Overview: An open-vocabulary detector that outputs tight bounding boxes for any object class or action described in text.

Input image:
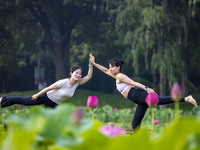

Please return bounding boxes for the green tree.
[0,0,123,92]
[69,10,124,92]
[13,0,106,80]
[0,0,40,92]
[187,0,200,93]
[106,0,199,96]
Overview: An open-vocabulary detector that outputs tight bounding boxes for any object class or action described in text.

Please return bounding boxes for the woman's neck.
[69,78,78,86]
[114,72,121,76]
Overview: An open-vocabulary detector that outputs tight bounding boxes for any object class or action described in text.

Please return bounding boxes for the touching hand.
[89,53,95,64]
[32,94,39,101]
[147,88,156,94]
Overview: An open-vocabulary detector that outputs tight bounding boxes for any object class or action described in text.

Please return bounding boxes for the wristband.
[88,64,93,67]
[145,86,148,91]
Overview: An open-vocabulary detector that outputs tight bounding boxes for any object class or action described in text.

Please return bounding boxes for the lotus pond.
[0,102,200,150]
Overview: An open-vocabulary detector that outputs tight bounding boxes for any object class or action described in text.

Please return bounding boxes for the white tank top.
[116,82,132,94]
[47,78,79,104]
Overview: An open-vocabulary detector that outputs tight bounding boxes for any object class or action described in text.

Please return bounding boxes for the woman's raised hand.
[89,53,95,64]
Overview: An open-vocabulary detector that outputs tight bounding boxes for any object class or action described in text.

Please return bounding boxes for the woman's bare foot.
[185,95,198,108]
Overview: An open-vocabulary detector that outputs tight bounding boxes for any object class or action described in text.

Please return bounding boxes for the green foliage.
[0,0,126,92]
[76,117,200,150]
[1,0,200,94]
[71,121,110,150]
[156,117,200,150]
[0,0,43,92]
[106,0,200,91]
[0,103,200,149]
[0,104,93,149]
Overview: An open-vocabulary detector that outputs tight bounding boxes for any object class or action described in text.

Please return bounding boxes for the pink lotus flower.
[171,82,182,101]
[145,93,159,107]
[113,108,118,112]
[18,106,22,109]
[99,123,126,138]
[87,96,98,109]
[154,120,159,125]
[71,107,82,124]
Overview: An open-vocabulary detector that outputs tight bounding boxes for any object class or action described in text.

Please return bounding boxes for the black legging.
[127,87,185,130]
[1,93,57,108]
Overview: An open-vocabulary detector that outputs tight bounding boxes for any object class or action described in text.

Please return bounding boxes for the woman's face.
[109,64,120,75]
[70,69,82,81]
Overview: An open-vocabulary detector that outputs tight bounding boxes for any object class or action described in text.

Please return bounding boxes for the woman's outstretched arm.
[116,73,155,93]
[79,54,93,85]
[89,54,116,79]
[32,83,59,101]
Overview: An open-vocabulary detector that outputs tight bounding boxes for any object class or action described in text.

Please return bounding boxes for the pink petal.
[87,96,99,109]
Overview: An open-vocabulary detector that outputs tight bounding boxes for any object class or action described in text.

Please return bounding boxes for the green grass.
[68,89,136,108]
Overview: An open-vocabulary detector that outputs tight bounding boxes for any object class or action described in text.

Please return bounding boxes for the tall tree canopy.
[106,0,200,95]
[0,0,122,92]
[11,0,104,80]
[1,0,200,94]
[0,0,40,92]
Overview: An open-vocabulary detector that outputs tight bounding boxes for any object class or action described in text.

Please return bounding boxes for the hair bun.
[119,59,124,65]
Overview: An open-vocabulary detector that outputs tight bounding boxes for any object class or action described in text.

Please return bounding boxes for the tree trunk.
[26,2,81,81]
[181,47,189,96]
[53,53,69,80]
[159,76,165,96]
[48,42,70,80]
[159,75,166,109]
[181,67,188,96]
[155,22,166,109]
[153,71,157,90]
[156,24,164,96]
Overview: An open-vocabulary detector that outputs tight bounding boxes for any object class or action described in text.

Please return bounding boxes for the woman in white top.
[0,54,93,108]
[89,54,197,130]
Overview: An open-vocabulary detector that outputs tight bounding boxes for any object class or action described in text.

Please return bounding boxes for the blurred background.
[0,0,200,99]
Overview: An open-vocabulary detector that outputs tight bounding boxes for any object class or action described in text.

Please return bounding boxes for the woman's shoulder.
[116,73,131,82]
[116,73,127,79]
[57,78,69,83]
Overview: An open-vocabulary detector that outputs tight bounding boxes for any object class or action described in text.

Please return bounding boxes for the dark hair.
[69,65,83,78]
[108,58,124,72]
